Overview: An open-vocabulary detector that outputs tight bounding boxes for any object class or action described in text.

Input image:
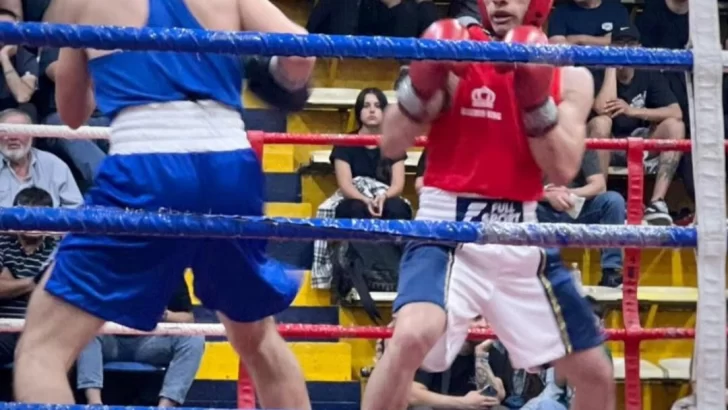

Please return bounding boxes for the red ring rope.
[251,131,701,152]
[272,324,703,341]
[237,133,691,410]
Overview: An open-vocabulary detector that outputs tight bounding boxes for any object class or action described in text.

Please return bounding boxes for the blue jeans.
[76,335,205,404]
[536,191,625,271]
[42,113,110,189]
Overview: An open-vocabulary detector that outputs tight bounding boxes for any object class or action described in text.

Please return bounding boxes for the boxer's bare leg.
[14,267,105,403]
[554,346,615,410]
[362,303,446,410]
[219,313,311,410]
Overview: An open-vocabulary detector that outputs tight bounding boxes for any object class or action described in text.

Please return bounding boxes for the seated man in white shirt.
[0,108,82,208]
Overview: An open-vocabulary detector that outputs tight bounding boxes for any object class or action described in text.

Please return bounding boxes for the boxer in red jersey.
[361,0,615,409]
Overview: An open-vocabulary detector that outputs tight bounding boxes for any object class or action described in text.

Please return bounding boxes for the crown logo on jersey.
[471,87,496,109]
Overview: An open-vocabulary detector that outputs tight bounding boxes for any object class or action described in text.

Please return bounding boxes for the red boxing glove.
[398,19,470,123]
[503,26,559,137]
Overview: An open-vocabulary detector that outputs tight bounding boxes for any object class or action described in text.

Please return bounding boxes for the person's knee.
[383,198,412,219]
[587,115,612,139]
[335,199,369,218]
[174,336,205,360]
[655,118,685,140]
[221,315,279,354]
[387,303,445,365]
[557,347,614,392]
[598,191,626,217]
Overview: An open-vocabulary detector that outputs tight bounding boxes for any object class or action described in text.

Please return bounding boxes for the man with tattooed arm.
[406,318,508,410]
[586,24,684,226]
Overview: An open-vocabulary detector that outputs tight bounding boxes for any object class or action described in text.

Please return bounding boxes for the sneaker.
[643,200,673,226]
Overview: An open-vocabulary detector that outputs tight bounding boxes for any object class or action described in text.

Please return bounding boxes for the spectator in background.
[637,0,695,220]
[76,281,204,407]
[330,88,411,220]
[0,109,82,208]
[521,368,571,410]
[0,187,58,365]
[415,150,427,195]
[0,9,38,120]
[307,0,438,38]
[638,0,688,51]
[588,25,683,225]
[484,341,548,409]
[547,0,630,46]
[637,0,690,159]
[408,318,507,410]
[33,47,110,193]
[311,88,411,289]
[446,0,480,21]
[538,150,625,287]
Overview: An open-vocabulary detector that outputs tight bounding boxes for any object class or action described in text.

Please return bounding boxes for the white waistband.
[417,187,538,222]
[109,101,252,155]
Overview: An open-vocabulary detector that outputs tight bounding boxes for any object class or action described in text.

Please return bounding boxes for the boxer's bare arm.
[380,104,430,160]
[50,0,95,128]
[528,66,592,186]
[38,0,65,22]
[238,0,314,90]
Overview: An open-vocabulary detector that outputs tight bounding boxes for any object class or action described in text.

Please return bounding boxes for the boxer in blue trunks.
[12,1,314,408]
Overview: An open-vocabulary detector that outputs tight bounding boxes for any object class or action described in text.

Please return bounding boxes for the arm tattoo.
[657,152,681,183]
[474,353,497,390]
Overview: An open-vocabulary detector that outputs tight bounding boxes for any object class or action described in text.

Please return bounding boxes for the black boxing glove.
[243,55,310,112]
[22,0,51,21]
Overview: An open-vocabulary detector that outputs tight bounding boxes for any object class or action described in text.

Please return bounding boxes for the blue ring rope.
[0,207,696,248]
[0,22,692,70]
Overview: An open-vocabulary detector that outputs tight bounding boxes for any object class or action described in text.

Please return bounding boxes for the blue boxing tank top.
[88,0,243,120]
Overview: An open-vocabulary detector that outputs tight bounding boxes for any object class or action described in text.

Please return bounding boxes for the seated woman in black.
[330,87,412,220]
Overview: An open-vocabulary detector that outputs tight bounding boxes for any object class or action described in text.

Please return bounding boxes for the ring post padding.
[688,0,727,406]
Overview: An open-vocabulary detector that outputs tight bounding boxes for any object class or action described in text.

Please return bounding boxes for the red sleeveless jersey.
[423,27,562,202]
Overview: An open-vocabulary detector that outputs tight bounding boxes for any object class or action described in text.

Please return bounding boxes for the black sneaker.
[643,200,673,226]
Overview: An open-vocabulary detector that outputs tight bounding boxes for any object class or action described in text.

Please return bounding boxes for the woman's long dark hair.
[353,87,388,132]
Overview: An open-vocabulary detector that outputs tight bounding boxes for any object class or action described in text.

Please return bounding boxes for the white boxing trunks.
[393,187,603,372]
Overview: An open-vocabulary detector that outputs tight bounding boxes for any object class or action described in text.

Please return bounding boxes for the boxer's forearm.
[529,122,585,186]
[380,105,428,160]
[408,384,467,408]
[529,67,592,186]
[269,56,314,92]
[56,48,94,128]
[239,0,315,90]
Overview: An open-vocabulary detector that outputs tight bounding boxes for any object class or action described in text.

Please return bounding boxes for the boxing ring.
[0,0,722,408]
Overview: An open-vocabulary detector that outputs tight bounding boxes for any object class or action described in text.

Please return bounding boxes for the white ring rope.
[0,318,226,336]
[0,124,110,139]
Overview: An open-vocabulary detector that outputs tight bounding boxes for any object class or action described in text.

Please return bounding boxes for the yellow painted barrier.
[195,341,351,382]
[265,202,313,218]
[263,145,297,173]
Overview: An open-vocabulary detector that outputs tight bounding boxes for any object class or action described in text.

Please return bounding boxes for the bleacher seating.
[307,88,397,108]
